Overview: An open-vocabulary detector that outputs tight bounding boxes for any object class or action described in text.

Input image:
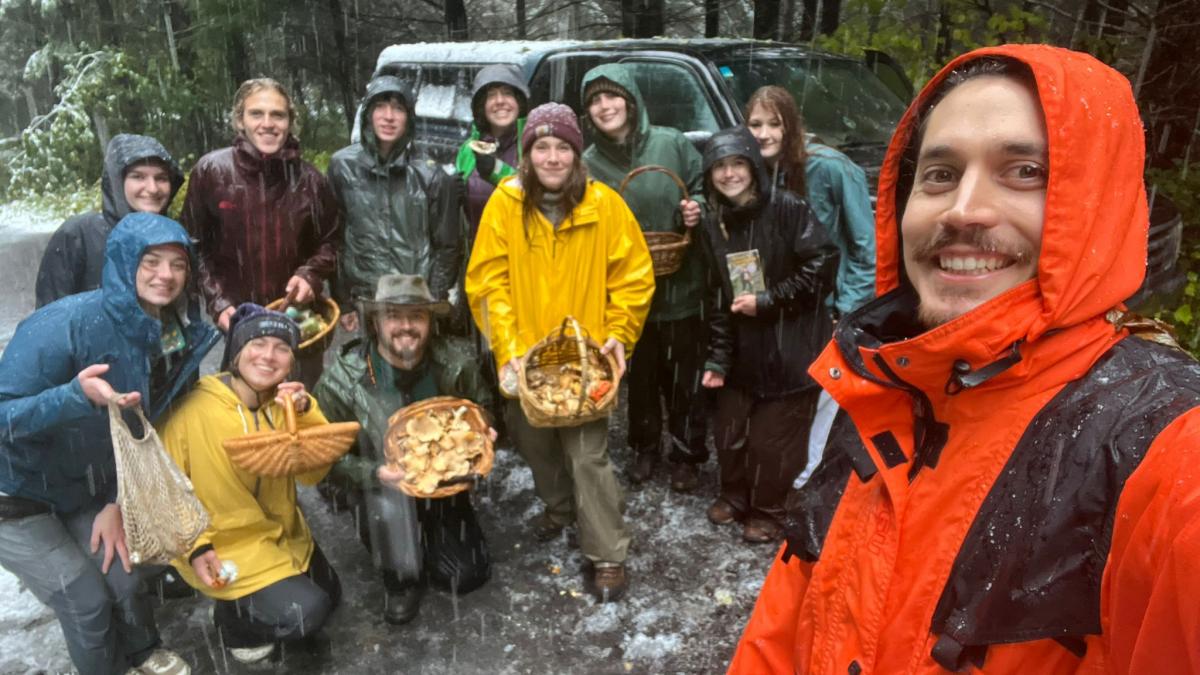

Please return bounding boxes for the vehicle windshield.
[720,56,907,148]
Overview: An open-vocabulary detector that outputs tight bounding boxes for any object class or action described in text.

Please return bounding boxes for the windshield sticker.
[719,65,734,78]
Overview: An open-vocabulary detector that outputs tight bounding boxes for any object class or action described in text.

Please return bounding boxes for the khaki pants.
[507,400,629,563]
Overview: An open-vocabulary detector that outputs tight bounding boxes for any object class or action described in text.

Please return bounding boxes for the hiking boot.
[629,453,658,484]
[589,562,628,603]
[132,649,190,675]
[742,518,783,544]
[228,644,275,664]
[384,584,423,625]
[669,463,699,493]
[531,512,567,542]
[706,498,741,525]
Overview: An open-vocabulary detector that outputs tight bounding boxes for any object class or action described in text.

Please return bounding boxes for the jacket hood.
[470,64,530,132]
[702,125,771,206]
[101,134,185,226]
[877,44,1148,341]
[580,64,650,149]
[101,213,203,338]
[359,75,415,159]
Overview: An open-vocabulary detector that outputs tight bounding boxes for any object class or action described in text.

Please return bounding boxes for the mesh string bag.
[109,401,210,565]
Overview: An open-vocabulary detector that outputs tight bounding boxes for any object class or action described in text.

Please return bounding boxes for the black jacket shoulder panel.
[782,408,862,563]
[929,337,1200,662]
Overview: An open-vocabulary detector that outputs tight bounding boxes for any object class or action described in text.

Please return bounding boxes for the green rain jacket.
[327,76,462,310]
[580,64,706,323]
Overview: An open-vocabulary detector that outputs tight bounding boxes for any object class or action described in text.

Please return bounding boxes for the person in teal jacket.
[580,63,707,493]
[745,85,875,317]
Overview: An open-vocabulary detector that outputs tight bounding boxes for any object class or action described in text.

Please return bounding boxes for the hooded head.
[101,213,201,331]
[877,44,1147,340]
[580,64,649,146]
[101,134,184,226]
[702,126,771,208]
[360,75,415,158]
[470,64,530,135]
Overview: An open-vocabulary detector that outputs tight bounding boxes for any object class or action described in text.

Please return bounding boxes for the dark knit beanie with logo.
[521,103,584,156]
[220,303,301,371]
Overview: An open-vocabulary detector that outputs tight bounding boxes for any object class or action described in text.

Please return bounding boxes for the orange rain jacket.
[729,44,1200,675]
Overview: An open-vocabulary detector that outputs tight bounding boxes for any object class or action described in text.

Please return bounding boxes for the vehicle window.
[622,60,720,134]
[719,57,906,149]
[533,53,607,113]
[411,65,477,123]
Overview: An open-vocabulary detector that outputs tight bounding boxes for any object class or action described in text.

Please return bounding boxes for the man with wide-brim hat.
[314,274,494,626]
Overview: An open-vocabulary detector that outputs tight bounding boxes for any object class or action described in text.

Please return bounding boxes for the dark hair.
[517,148,588,238]
[897,56,1038,213]
[745,86,807,196]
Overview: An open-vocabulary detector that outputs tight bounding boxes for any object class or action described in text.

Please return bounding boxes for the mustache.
[390,330,422,340]
[908,225,1036,264]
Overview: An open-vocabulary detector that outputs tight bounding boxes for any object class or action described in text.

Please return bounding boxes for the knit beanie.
[521,103,584,156]
[220,303,301,371]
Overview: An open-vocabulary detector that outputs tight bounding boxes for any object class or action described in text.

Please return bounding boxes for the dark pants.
[294,347,326,391]
[713,387,818,524]
[213,544,341,648]
[362,492,491,595]
[626,316,709,464]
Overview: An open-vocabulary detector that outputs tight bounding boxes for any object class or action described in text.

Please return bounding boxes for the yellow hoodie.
[465,177,655,369]
[161,374,332,600]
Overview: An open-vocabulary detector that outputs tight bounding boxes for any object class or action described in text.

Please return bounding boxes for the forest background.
[0,0,1197,341]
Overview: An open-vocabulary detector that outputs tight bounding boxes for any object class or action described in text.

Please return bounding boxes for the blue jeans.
[0,503,159,675]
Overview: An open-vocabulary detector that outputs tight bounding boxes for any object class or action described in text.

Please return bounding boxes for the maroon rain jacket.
[182,135,340,317]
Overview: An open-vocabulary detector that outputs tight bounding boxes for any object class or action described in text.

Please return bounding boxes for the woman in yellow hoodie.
[465,103,655,602]
[160,304,340,664]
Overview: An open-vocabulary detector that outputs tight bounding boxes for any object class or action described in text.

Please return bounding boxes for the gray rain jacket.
[327,76,462,311]
[35,134,184,307]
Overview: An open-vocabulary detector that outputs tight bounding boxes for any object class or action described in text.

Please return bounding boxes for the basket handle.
[618,165,693,240]
[568,316,591,415]
[283,394,297,434]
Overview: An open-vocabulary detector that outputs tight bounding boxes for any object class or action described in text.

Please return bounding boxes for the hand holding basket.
[518,316,621,428]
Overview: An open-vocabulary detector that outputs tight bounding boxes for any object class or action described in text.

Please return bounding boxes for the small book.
[726,249,766,297]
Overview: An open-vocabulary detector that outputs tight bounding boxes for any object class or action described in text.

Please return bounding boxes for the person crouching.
[160,304,341,665]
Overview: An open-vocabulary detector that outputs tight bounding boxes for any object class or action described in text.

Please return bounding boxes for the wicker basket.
[222,396,360,477]
[518,316,620,428]
[265,296,340,352]
[383,397,495,499]
[618,164,692,277]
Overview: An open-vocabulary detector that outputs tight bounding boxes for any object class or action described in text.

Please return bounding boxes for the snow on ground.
[0,200,60,351]
[0,398,775,675]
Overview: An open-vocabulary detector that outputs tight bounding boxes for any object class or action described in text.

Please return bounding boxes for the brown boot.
[669,463,699,493]
[530,512,567,542]
[629,453,658,484]
[706,498,741,525]
[589,562,628,602]
[742,518,783,544]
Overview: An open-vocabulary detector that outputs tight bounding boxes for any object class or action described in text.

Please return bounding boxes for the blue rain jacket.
[0,213,219,514]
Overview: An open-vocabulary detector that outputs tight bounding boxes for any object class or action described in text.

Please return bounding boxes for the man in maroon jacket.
[182,77,340,384]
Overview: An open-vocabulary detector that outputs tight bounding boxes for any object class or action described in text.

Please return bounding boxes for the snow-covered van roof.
[374,40,585,70]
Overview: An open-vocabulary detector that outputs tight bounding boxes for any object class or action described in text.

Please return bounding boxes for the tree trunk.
[93,0,117,46]
[227,31,250,88]
[934,0,952,64]
[705,0,719,37]
[782,0,798,41]
[445,0,469,40]
[754,0,780,39]
[517,0,527,39]
[622,0,665,38]
[167,0,195,77]
[799,0,841,40]
[326,0,357,131]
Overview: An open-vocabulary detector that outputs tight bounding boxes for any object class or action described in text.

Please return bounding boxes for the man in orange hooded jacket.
[729,44,1200,674]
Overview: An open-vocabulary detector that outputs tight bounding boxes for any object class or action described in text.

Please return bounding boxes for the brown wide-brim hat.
[359,273,451,316]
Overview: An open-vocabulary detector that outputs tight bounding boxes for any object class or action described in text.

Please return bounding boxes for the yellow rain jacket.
[465,177,655,368]
[161,375,332,600]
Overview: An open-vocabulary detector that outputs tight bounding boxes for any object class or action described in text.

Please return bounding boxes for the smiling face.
[235,336,294,391]
[484,84,520,135]
[746,103,785,164]
[530,136,575,192]
[901,75,1048,328]
[587,91,630,142]
[135,244,188,313]
[123,162,172,213]
[710,156,755,206]
[370,95,408,151]
[236,89,291,155]
[375,306,431,366]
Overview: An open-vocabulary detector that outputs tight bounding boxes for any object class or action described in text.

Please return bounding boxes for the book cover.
[726,249,766,296]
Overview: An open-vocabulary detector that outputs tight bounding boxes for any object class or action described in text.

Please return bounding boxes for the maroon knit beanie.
[521,103,584,156]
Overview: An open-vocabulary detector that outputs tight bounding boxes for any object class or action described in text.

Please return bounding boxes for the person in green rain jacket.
[580,63,707,492]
